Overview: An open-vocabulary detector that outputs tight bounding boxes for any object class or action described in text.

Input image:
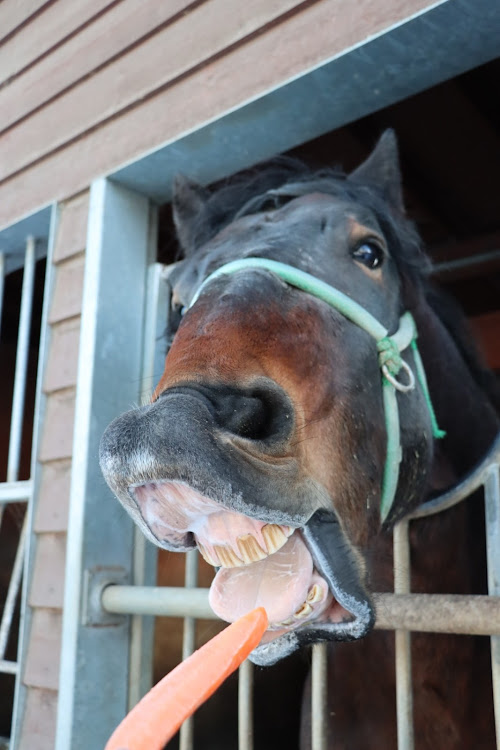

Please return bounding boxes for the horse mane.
[425,285,500,414]
[182,157,429,287]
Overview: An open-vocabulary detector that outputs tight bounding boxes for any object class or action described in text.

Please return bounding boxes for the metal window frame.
[0,207,55,745]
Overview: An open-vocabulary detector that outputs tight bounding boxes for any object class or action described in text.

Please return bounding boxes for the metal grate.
[0,238,41,737]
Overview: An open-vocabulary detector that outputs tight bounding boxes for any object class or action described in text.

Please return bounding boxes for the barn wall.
[0,0,438,229]
[16,193,88,750]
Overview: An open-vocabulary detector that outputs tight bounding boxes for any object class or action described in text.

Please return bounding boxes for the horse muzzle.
[99,380,374,665]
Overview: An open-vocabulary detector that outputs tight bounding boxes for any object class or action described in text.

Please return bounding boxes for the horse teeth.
[197,542,219,567]
[262,524,289,555]
[214,544,244,568]
[276,618,295,627]
[306,584,324,604]
[237,534,267,564]
[294,602,313,619]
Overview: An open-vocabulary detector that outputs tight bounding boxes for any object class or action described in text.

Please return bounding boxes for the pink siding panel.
[48,254,85,325]
[0,0,437,228]
[1,0,194,132]
[18,687,58,750]
[0,0,305,180]
[43,318,81,393]
[52,191,89,263]
[34,459,72,533]
[38,389,76,463]
[28,533,67,609]
[0,0,119,84]
[23,609,62,691]
[0,0,52,44]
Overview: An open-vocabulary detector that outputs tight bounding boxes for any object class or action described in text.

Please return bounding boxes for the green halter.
[189,258,445,522]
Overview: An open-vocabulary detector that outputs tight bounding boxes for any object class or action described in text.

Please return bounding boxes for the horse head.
[99,131,497,666]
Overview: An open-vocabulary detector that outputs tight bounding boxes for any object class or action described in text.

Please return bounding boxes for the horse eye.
[352,242,384,269]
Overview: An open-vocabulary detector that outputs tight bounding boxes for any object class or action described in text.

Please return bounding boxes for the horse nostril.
[217,394,269,439]
[212,382,294,445]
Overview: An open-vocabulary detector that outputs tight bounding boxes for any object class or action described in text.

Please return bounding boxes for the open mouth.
[131,480,374,665]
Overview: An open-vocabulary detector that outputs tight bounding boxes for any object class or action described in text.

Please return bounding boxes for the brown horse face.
[100,134,433,664]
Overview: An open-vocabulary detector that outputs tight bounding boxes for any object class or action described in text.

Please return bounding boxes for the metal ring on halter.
[382,360,415,393]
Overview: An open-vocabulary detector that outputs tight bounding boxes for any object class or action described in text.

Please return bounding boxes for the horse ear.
[172,175,211,257]
[349,129,404,213]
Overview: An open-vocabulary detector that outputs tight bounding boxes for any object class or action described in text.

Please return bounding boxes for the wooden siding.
[0,0,437,229]
[18,192,88,750]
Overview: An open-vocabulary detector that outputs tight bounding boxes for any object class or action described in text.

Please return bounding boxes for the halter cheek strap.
[188,258,445,522]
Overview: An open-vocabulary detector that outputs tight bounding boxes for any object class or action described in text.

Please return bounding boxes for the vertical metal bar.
[393,519,414,750]
[311,642,328,750]
[179,550,199,750]
[0,251,4,532]
[0,251,5,341]
[128,257,163,710]
[238,658,254,750]
[7,236,36,483]
[0,517,27,659]
[485,463,500,747]
[128,532,149,709]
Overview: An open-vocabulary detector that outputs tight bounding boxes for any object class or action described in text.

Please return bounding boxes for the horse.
[100,131,500,748]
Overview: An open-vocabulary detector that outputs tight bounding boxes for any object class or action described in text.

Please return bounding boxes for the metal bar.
[0,660,18,675]
[101,586,500,635]
[102,585,215,618]
[179,550,199,750]
[238,659,254,750]
[485,463,500,746]
[393,520,414,750]
[7,236,36,484]
[410,433,500,520]
[128,252,162,710]
[0,517,27,660]
[311,642,328,750]
[128,531,149,710]
[374,593,500,635]
[432,248,500,276]
[0,251,5,330]
[0,480,33,504]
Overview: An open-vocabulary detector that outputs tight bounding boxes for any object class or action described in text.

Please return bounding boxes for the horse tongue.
[209,533,313,625]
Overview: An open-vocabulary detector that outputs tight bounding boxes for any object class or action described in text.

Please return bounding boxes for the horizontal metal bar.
[432,248,500,276]
[0,660,19,675]
[375,593,500,636]
[101,585,215,619]
[0,480,32,504]
[102,586,500,636]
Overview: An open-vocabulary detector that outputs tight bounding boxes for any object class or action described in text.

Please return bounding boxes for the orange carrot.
[105,607,268,750]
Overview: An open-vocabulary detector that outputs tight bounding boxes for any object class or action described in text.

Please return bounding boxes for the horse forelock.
[176,157,430,296]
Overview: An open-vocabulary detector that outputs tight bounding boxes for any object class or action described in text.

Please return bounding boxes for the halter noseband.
[189,258,445,522]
